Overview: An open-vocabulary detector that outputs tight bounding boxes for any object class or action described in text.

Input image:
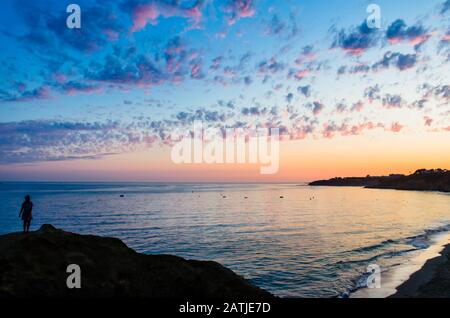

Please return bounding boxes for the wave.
[343,239,399,254]
[343,222,450,298]
[335,248,418,269]
[406,223,450,249]
[342,223,450,258]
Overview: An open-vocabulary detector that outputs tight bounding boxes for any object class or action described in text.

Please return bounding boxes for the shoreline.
[351,231,450,298]
[390,234,450,298]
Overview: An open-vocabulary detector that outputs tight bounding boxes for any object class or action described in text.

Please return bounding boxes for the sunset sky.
[0,0,449,181]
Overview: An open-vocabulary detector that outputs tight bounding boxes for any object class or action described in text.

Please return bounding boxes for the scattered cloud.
[382,94,404,108]
[122,0,205,32]
[331,21,380,55]
[2,86,51,103]
[441,0,450,15]
[424,116,433,126]
[386,19,431,47]
[222,0,255,25]
[372,52,418,71]
[390,122,404,132]
[308,101,325,116]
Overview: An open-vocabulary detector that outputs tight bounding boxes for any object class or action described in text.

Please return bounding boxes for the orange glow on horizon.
[1,131,449,182]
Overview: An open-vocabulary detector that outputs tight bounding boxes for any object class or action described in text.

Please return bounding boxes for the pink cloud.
[188,50,200,61]
[312,101,325,116]
[11,85,52,102]
[390,122,404,133]
[343,47,367,56]
[295,55,316,65]
[340,122,383,136]
[32,86,51,100]
[186,5,202,26]
[104,28,120,41]
[322,123,340,139]
[294,69,309,80]
[409,34,432,45]
[210,56,223,70]
[294,47,316,65]
[424,116,433,126]
[387,34,431,46]
[65,86,102,96]
[190,62,203,79]
[223,66,237,78]
[351,101,364,112]
[289,126,314,140]
[322,121,385,139]
[224,0,255,25]
[53,73,67,84]
[130,2,203,33]
[131,4,159,32]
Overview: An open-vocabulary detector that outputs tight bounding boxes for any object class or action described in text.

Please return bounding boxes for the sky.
[0,0,449,182]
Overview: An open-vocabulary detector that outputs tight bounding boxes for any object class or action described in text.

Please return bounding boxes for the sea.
[1,182,449,298]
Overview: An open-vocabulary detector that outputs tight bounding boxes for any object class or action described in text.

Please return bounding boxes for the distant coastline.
[309,169,450,193]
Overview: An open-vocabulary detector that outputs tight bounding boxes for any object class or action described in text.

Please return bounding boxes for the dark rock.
[309,169,450,193]
[0,225,273,299]
[37,224,59,233]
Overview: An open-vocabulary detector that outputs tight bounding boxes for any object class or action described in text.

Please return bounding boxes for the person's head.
[24,195,31,202]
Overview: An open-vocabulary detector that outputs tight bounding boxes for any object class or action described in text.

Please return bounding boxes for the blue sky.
[0,0,449,180]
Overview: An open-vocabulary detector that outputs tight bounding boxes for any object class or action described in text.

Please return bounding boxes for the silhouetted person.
[19,195,33,233]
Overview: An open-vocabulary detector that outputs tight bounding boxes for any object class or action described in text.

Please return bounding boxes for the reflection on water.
[1,182,449,297]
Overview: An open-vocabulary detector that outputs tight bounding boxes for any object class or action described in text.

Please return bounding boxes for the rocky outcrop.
[366,169,450,192]
[0,225,273,298]
[310,169,450,193]
[309,176,388,187]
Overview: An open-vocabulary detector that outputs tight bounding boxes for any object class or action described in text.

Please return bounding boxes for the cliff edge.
[0,224,273,298]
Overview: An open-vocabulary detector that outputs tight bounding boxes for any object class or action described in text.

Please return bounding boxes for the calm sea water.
[1,182,449,297]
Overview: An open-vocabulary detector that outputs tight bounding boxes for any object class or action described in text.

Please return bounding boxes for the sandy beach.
[390,239,450,298]
[352,232,450,298]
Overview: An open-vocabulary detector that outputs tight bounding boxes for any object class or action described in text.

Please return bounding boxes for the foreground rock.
[310,169,450,193]
[0,225,273,298]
